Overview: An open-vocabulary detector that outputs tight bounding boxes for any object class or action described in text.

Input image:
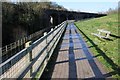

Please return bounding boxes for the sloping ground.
[75,13,120,78]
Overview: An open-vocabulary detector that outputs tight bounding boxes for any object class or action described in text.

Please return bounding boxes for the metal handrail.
[0,20,67,79]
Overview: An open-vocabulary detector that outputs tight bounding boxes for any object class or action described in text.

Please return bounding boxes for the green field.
[75,13,120,78]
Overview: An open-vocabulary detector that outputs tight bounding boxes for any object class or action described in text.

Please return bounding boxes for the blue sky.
[56,2,118,13]
[11,0,119,13]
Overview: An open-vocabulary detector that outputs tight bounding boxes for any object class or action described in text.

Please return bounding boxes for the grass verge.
[75,13,120,78]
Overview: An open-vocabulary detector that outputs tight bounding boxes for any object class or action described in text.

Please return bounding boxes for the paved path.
[41,22,108,79]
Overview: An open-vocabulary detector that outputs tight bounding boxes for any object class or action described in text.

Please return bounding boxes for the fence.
[0,21,67,79]
[2,26,53,62]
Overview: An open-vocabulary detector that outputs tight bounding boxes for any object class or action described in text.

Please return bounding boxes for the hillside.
[75,13,120,78]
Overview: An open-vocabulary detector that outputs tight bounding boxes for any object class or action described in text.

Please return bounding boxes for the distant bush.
[106,8,118,14]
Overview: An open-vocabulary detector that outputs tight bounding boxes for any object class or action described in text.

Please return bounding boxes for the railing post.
[55,26,58,29]
[10,43,12,57]
[51,28,53,32]
[25,41,32,78]
[51,28,54,45]
[44,32,49,62]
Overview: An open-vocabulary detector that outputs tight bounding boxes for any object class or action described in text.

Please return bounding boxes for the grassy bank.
[75,13,120,78]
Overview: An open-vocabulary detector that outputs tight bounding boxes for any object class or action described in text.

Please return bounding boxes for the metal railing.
[0,21,67,79]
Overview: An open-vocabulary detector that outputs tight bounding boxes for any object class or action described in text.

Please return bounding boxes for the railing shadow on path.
[75,25,120,77]
[40,26,67,79]
[41,23,78,79]
[68,28,77,79]
[73,28,104,79]
[41,22,120,79]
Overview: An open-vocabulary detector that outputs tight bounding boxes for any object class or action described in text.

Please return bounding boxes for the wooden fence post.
[25,41,32,78]
[51,28,54,43]
[44,32,49,63]
[51,28,54,37]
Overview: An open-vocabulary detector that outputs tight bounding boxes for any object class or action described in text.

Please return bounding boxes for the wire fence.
[2,26,53,62]
[0,21,67,79]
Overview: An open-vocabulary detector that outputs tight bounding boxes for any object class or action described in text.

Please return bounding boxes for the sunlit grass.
[75,13,120,78]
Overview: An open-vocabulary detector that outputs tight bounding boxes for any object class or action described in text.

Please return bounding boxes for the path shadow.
[41,24,78,79]
[76,26,120,77]
[74,30,104,78]
[40,26,67,79]
[68,28,77,79]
